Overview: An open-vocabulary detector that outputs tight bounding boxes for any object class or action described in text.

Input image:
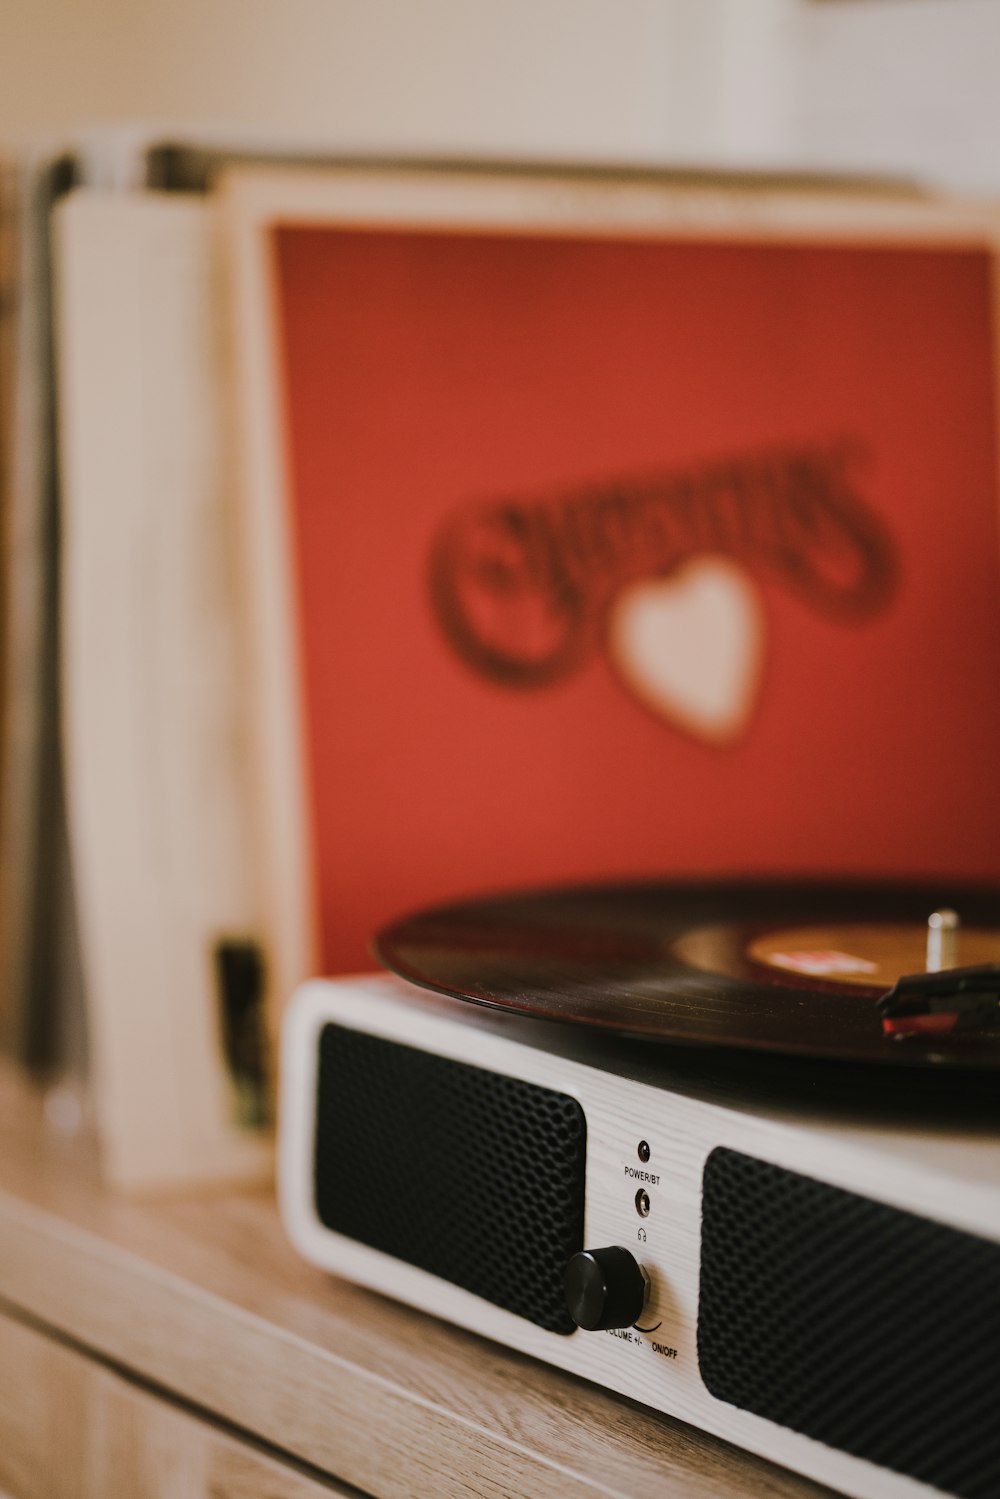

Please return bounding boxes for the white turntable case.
[280,972,1000,1499]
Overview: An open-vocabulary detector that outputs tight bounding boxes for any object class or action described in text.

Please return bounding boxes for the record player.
[279,879,1000,1499]
[240,164,1000,1499]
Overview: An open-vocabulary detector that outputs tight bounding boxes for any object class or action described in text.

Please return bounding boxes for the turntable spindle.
[926,909,959,972]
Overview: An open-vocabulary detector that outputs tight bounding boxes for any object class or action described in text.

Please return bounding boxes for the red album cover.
[267,219,1000,973]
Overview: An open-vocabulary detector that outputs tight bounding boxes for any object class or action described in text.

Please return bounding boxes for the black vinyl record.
[374,879,1000,1069]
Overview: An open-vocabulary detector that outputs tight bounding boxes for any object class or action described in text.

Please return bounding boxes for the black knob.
[565,1246,647,1331]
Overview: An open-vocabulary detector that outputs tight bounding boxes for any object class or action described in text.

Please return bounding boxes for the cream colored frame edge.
[219,162,1000,1033]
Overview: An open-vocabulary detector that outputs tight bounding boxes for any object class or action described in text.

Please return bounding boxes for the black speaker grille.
[314,1024,586,1333]
[698,1147,1000,1499]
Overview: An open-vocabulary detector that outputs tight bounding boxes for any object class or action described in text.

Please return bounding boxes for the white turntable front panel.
[280,974,1000,1499]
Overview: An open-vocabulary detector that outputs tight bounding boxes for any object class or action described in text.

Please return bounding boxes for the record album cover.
[223,167,1000,997]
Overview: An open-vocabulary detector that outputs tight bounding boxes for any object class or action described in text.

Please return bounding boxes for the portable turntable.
[279,878,1000,1499]
[221,148,1000,1499]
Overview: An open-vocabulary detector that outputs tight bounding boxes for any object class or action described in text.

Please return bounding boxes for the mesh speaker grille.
[698,1148,1000,1499]
[314,1023,586,1333]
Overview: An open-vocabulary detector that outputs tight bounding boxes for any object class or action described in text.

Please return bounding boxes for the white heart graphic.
[607,556,765,746]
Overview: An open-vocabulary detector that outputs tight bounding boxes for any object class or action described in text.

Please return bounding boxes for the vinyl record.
[374,880,1000,1068]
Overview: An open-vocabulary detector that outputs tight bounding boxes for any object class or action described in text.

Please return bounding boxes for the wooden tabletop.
[0,1064,831,1499]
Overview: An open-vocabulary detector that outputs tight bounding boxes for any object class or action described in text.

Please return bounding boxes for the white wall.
[0,0,757,164]
[792,0,1000,191]
[1,0,999,188]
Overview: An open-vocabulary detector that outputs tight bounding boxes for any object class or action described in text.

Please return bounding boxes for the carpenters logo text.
[427,439,898,743]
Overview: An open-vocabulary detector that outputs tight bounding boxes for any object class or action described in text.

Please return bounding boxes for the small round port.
[637,1140,650,1163]
[635,1188,651,1218]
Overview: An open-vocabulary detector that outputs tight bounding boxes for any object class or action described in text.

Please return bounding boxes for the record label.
[745,923,1000,991]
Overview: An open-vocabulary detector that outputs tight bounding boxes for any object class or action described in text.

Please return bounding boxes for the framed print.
[220,164,1000,1023]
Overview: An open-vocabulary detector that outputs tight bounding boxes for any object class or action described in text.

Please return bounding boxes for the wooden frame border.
[219,162,1000,1030]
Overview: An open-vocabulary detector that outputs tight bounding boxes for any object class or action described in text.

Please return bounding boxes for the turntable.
[279,878,1000,1499]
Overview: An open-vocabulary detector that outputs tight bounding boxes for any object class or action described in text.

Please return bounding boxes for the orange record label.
[748,923,1000,990]
[762,950,879,979]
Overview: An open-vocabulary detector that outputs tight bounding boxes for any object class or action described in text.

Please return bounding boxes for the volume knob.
[565,1246,647,1331]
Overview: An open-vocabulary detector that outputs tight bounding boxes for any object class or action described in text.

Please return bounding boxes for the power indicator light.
[637,1140,651,1163]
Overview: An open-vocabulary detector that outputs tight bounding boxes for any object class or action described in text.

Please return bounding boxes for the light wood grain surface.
[0,1311,352,1498]
[0,1063,831,1499]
